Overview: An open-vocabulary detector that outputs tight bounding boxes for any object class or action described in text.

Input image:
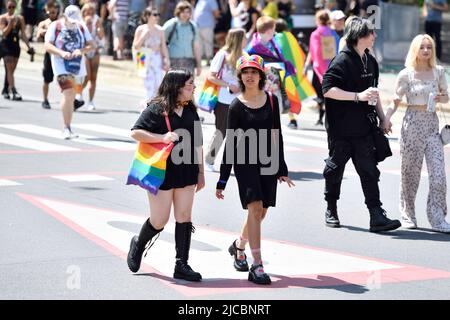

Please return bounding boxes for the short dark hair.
[344,17,374,47]
[237,68,267,92]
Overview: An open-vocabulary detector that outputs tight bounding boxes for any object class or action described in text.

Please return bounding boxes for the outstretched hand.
[278,176,295,187]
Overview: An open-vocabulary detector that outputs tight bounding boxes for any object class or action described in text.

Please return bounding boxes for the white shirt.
[45,20,93,77]
[209,50,240,105]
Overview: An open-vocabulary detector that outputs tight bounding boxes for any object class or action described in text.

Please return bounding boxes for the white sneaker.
[204,162,215,172]
[87,101,96,111]
[431,220,450,234]
[401,216,417,229]
[69,129,79,139]
[62,127,71,140]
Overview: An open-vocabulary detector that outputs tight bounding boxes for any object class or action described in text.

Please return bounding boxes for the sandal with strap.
[228,239,249,272]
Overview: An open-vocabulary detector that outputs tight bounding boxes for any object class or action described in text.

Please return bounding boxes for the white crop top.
[394,66,448,105]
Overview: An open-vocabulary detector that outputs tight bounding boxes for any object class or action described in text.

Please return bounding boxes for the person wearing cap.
[44,5,94,139]
[330,9,345,38]
[216,54,294,285]
[321,17,401,232]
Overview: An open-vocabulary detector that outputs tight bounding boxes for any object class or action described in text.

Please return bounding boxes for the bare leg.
[61,88,76,128]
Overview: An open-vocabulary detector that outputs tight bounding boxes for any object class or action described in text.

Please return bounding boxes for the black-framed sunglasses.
[8,5,16,9]
[152,13,160,17]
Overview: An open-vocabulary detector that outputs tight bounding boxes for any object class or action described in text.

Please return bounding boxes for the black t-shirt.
[322,45,379,138]
[217,93,288,190]
[132,102,203,190]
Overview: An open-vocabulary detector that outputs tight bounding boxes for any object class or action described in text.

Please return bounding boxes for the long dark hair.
[149,69,195,115]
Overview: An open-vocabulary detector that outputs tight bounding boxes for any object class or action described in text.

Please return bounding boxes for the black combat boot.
[173,222,202,282]
[127,219,163,273]
[325,208,340,228]
[369,207,401,233]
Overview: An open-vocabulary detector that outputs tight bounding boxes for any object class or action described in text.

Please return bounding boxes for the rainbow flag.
[134,50,147,77]
[196,78,220,112]
[274,31,316,114]
[126,141,174,195]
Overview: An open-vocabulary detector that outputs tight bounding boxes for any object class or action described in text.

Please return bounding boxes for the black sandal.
[228,239,249,272]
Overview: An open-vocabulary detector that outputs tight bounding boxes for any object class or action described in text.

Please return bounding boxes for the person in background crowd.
[305,10,339,126]
[36,0,60,109]
[81,1,104,111]
[330,9,345,38]
[108,0,128,60]
[214,0,232,50]
[193,0,220,66]
[127,69,205,282]
[44,5,94,139]
[321,17,401,232]
[204,28,246,172]
[384,34,450,233]
[133,7,170,100]
[1,0,34,101]
[277,0,293,30]
[229,0,259,41]
[423,0,448,61]
[163,1,201,77]
[216,54,294,285]
[262,0,278,19]
[21,0,38,41]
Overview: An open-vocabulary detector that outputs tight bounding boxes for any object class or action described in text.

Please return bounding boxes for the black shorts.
[43,52,54,83]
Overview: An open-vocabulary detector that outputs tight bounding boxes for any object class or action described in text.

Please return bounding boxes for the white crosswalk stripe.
[0,124,135,150]
[0,122,401,154]
[0,132,80,151]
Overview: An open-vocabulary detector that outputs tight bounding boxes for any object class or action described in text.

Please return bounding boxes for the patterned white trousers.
[399,108,447,227]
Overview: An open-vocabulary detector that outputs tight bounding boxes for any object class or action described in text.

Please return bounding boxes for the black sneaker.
[325,208,340,228]
[287,119,298,129]
[173,260,202,282]
[369,207,401,233]
[228,239,249,272]
[74,99,85,111]
[315,119,324,126]
[42,100,51,109]
[248,264,271,285]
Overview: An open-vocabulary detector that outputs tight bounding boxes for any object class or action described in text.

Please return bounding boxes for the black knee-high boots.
[127,219,163,273]
[173,222,202,282]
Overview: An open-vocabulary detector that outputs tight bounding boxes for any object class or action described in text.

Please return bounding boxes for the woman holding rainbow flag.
[127,69,205,282]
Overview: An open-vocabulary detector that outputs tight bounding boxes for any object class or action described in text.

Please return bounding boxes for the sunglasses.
[8,5,16,9]
[152,13,160,16]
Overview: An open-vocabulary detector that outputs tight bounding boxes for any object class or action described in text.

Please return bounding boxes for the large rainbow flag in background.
[274,31,316,114]
[126,141,174,195]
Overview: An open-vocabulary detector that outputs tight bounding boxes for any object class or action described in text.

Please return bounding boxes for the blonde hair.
[222,28,246,71]
[405,34,437,69]
[81,2,96,17]
[256,16,275,34]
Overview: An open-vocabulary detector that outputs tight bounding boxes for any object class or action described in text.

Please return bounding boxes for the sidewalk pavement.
[16,42,450,125]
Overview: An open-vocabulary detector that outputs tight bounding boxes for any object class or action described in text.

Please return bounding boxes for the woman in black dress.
[127,69,205,282]
[0,0,33,100]
[216,55,294,285]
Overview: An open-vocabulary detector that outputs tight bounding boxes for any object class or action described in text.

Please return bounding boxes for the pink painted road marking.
[16,192,450,298]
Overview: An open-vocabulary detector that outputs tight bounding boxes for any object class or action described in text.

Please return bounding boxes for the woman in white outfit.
[204,28,246,171]
[384,34,450,233]
[133,7,170,100]
[81,2,104,111]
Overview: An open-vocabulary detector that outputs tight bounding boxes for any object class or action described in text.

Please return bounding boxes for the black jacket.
[322,45,379,138]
